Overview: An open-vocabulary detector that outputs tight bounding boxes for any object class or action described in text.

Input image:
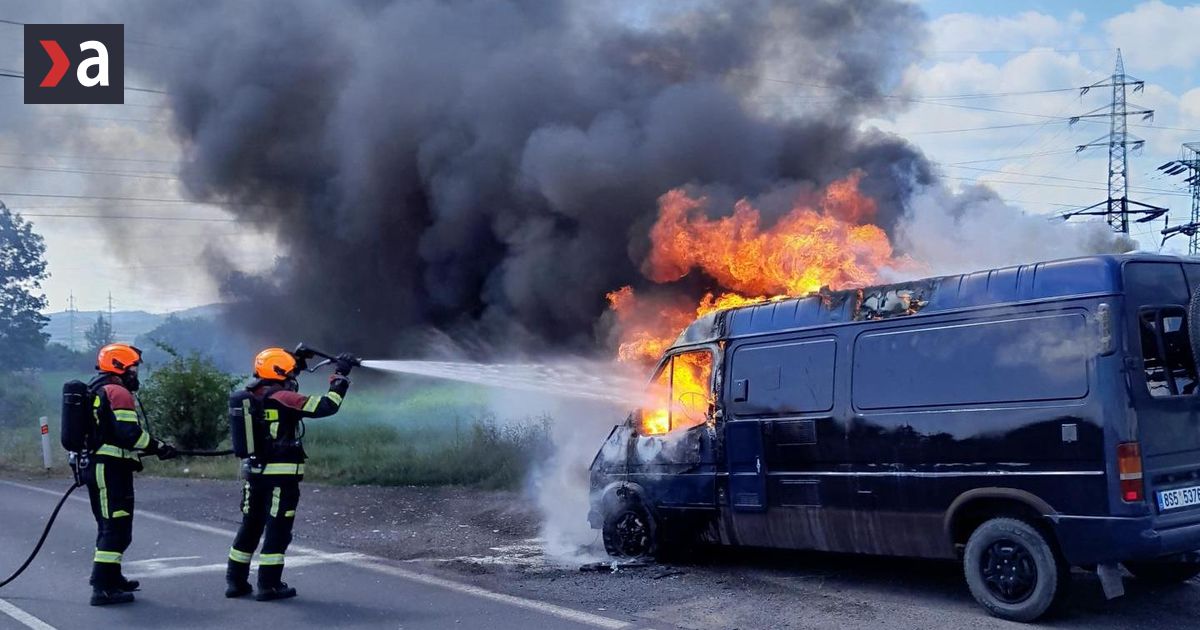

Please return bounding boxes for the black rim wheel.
[981,537,1039,604]
[614,510,651,556]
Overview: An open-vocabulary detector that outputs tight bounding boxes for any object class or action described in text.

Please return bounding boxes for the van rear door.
[1124,261,1200,519]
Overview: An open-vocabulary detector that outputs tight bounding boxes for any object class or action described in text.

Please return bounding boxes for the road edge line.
[0,479,629,629]
[0,597,57,630]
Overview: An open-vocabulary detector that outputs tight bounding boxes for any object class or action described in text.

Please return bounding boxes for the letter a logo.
[24,24,123,104]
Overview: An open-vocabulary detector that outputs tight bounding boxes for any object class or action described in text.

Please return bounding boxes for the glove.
[156,442,178,461]
[334,353,357,376]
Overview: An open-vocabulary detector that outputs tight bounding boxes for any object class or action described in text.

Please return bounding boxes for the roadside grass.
[0,427,60,475]
[1,376,551,490]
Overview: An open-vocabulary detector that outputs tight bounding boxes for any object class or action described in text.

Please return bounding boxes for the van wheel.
[1125,561,1200,584]
[964,518,1065,622]
[1189,285,1200,372]
[602,502,656,558]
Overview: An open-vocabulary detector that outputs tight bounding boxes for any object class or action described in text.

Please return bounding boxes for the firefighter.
[225,347,353,601]
[85,343,177,606]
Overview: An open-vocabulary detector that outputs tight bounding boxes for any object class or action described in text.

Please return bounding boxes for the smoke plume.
[97,0,935,354]
[84,0,1134,356]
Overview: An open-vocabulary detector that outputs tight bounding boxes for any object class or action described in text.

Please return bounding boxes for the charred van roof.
[670,253,1191,347]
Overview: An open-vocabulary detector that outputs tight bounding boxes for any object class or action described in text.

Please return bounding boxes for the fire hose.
[0,481,80,589]
[0,448,232,589]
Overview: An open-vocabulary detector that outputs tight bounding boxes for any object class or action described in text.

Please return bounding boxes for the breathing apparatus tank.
[60,380,96,453]
[228,389,265,459]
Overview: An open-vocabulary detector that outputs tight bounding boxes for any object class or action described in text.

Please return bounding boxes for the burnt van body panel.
[589,254,1200,567]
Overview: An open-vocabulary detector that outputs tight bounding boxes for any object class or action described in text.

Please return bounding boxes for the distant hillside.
[44,303,224,348]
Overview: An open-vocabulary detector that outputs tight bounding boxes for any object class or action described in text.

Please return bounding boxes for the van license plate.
[1158,486,1200,512]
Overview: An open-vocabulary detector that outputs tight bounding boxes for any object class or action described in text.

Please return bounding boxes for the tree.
[0,202,49,368]
[85,314,114,354]
[140,343,240,451]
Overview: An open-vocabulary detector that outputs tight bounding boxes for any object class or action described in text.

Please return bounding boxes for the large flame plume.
[608,172,902,434]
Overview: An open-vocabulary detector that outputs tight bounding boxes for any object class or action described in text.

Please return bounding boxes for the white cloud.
[1105,1,1200,70]
[873,8,1195,253]
[927,10,1082,53]
[1179,88,1200,121]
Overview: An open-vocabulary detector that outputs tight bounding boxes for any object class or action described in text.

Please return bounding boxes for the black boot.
[255,565,296,601]
[225,560,253,598]
[117,576,140,592]
[90,588,135,606]
[89,563,135,606]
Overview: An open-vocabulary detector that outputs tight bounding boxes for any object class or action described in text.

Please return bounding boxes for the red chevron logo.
[38,40,68,87]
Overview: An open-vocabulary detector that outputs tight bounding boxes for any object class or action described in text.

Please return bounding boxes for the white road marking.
[351,558,630,629]
[126,555,203,564]
[0,480,631,629]
[0,598,56,630]
[123,552,365,579]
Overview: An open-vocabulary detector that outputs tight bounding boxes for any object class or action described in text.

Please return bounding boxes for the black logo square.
[24,24,124,104]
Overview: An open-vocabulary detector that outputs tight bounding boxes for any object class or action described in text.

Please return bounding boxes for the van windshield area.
[639,349,714,435]
[1138,306,1198,396]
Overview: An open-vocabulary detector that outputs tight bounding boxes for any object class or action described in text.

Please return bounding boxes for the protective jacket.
[228,372,350,594]
[244,374,349,478]
[88,373,153,469]
[83,372,159,594]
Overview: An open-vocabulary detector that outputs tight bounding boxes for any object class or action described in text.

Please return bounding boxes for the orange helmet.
[254,347,298,380]
[97,343,142,374]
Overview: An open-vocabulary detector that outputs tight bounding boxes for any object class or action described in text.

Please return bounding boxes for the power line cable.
[0,17,188,52]
[0,69,165,94]
[944,164,1189,196]
[0,191,274,207]
[941,175,1190,197]
[946,149,1084,165]
[0,163,180,181]
[0,150,179,165]
[20,212,255,223]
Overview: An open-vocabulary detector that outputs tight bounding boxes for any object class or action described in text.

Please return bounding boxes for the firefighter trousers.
[85,459,135,588]
[228,475,301,587]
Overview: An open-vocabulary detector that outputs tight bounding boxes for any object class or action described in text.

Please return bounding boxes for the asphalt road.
[4,473,1200,629]
[0,479,638,630]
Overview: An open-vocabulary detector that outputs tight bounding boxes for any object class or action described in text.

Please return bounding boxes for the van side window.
[853,313,1090,409]
[729,338,836,417]
[1138,307,1198,397]
[638,350,713,435]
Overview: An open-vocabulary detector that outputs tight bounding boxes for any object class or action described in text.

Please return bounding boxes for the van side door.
[723,335,840,549]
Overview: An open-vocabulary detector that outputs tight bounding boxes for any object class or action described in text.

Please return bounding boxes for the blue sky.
[920,0,1199,93]
[865,1,1200,256]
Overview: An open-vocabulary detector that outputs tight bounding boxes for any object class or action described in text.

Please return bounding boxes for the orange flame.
[639,349,714,436]
[608,172,901,434]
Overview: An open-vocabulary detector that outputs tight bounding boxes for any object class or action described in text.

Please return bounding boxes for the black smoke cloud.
[108,0,935,355]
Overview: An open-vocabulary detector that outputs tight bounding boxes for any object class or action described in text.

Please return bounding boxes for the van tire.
[963,517,1066,622]
[602,502,656,559]
[1189,284,1200,373]
[1124,561,1200,584]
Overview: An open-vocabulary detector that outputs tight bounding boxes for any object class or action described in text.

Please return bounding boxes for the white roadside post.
[39,416,53,469]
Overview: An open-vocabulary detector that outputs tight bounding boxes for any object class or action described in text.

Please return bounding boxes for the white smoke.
[890,184,1137,278]
[485,388,627,565]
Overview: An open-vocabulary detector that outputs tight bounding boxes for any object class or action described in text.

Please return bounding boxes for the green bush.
[140,345,240,451]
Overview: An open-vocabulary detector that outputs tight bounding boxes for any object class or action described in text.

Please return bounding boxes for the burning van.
[589,254,1200,622]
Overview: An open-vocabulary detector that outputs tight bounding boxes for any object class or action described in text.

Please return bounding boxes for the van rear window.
[852,313,1090,410]
[1124,262,1199,397]
[1138,306,1198,396]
